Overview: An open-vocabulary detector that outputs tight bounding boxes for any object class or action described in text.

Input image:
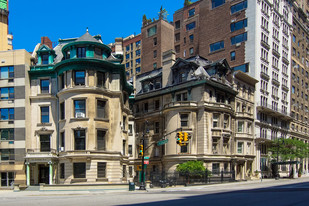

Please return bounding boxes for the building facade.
[0,0,12,51]
[133,53,257,181]
[289,1,309,174]
[174,0,294,175]
[25,31,134,185]
[0,49,31,187]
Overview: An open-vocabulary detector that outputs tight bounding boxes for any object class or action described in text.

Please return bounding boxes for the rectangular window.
[60,74,65,89]
[213,114,219,128]
[180,113,189,127]
[231,32,247,45]
[0,129,14,140]
[123,165,127,178]
[155,122,160,133]
[147,26,157,37]
[74,71,85,86]
[60,163,65,179]
[238,121,244,132]
[40,135,50,152]
[232,63,249,72]
[123,116,126,130]
[74,129,85,150]
[136,58,141,65]
[181,145,188,153]
[128,145,132,155]
[153,37,157,46]
[1,172,14,187]
[73,162,86,178]
[175,33,180,42]
[189,47,194,55]
[60,131,65,148]
[0,87,14,99]
[0,149,14,161]
[41,106,49,123]
[212,163,220,174]
[136,67,141,74]
[42,54,49,64]
[188,8,195,17]
[175,20,180,29]
[40,79,49,94]
[74,100,86,118]
[210,41,224,52]
[186,22,196,31]
[212,0,225,8]
[230,51,236,61]
[77,47,86,58]
[97,100,106,119]
[0,108,14,120]
[189,34,194,42]
[231,0,247,14]
[136,49,141,56]
[0,66,14,79]
[97,162,106,178]
[237,142,244,153]
[136,41,141,47]
[153,50,157,58]
[175,45,180,53]
[60,102,65,120]
[97,72,105,88]
[230,19,247,32]
[97,130,106,150]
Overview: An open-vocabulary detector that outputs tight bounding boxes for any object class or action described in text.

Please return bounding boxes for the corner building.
[133,53,257,181]
[25,31,133,185]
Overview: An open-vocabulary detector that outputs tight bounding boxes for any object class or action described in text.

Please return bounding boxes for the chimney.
[41,36,53,49]
[162,49,176,87]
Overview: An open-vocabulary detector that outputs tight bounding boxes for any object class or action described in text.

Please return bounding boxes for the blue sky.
[9,0,187,52]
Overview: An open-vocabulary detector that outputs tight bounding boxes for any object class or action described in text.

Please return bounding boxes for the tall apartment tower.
[122,34,142,80]
[141,18,174,74]
[174,0,293,172]
[0,50,31,187]
[290,2,309,173]
[0,0,12,51]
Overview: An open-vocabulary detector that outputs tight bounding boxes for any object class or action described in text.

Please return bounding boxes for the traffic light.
[139,145,143,156]
[184,132,189,142]
[176,132,184,145]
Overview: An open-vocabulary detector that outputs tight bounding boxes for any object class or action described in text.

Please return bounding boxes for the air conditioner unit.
[236,43,241,47]
[60,147,64,152]
[75,112,85,118]
[231,19,236,23]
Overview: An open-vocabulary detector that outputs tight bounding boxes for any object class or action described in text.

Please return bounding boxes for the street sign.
[157,139,168,146]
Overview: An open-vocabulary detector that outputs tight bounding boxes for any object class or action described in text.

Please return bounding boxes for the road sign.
[157,139,168,146]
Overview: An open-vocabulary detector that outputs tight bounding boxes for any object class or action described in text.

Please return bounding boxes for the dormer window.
[42,54,49,64]
[77,47,86,58]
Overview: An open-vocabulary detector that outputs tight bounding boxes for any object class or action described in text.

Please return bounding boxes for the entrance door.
[39,165,49,184]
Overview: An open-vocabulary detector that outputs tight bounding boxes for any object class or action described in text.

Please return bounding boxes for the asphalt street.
[1,177,309,206]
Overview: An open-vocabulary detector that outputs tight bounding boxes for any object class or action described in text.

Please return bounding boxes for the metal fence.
[148,170,235,187]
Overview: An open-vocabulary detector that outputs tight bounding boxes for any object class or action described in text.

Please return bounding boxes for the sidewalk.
[1,176,309,197]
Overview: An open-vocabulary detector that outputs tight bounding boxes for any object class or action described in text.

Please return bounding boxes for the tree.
[158,6,168,20]
[142,14,152,26]
[184,0,193,6]
[176,160,206,184]
[269,138,309,161]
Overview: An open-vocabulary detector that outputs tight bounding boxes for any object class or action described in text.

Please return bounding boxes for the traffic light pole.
[140,137,146,190]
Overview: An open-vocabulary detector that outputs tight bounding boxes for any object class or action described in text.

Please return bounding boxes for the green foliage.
[176,160,205,175]
[158,6,168,20]
[184,0,193,6]
[142,14,153,26]
[269,138,309,161]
